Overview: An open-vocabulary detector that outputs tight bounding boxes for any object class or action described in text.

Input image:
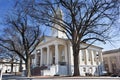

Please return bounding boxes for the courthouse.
[31,8,104,76]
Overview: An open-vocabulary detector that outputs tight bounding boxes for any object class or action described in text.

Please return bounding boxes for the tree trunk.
[11,58,14,73]
[11,63,13,73]
[26,56,31,77]
[19,58,22,72]
[73,46,80,76]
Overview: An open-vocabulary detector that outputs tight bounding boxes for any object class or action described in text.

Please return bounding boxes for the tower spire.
[51,6,67,39]
[56,5,63,19]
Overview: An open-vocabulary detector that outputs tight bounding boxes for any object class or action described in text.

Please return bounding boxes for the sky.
[0,0,13,17]
[0,0,120,51]
[0,0,14,30]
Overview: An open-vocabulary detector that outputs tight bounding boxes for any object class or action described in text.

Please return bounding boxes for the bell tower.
[51,6,67,39]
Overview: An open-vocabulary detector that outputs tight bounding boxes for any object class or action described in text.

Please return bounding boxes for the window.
[104,63,109,71]
[112,63,116,73]
[87,49,91,61]
[111,56,117,73]
[61,50,65,62]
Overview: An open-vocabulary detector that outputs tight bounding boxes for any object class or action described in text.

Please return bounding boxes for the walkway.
[2,74,120,80]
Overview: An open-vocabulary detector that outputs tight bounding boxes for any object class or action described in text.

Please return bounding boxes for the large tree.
[0,7,42,77]
[27,0,119,76]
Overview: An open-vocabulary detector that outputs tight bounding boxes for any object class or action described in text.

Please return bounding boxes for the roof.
[103,48,120,55]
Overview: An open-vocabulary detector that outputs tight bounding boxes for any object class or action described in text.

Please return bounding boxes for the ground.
[2,73,120,80]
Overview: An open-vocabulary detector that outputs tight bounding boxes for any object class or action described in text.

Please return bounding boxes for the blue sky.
[0,0,14,30]
[0,0,13,17]
[0,0,120,51]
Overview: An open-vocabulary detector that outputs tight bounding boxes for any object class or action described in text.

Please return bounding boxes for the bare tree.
[27,0,119,76]
[0,7,42,77]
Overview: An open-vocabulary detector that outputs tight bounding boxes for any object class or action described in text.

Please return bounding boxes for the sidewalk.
[2,74,120,80]
[32,76,120,79]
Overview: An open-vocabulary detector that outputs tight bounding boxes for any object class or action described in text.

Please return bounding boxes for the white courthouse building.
[31,28,105,76]
[31,8,104,76]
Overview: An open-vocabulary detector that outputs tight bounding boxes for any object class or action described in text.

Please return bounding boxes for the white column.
[35,51,37,66]
[55,43,59,64]
[99,51,104,72]
[70,46,73,65]
[79,50,82,64]
[47,46,50,65]
[85,49,89,65]
[40,48,43,66]
[49,50,52,65]
[91,50,94,65]
[64,45,67,63]
[0,64,3,80]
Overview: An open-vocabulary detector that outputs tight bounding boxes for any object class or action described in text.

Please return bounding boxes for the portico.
[35,39,68,67]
